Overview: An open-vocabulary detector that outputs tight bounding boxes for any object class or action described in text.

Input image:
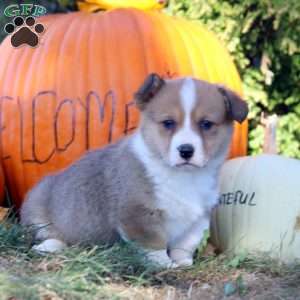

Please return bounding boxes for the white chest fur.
[131,133,219,242]
[152,166,217,241]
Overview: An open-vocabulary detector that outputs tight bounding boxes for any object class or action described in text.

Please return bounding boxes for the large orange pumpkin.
[0,9,248,209]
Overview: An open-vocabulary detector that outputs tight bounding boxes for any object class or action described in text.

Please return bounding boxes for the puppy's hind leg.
[21,176,66,254]
[31,223,67,254]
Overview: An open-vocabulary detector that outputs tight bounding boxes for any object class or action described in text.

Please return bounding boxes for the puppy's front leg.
[168,218,209,267]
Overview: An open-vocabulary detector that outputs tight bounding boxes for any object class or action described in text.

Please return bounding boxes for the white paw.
[33,239,66,254]
[166,258,193,269]
[146,249,174,268]
[168,261,179,269]
[175,258,193,267]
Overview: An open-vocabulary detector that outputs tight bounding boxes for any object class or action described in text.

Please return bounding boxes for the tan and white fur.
[21,74,248,268]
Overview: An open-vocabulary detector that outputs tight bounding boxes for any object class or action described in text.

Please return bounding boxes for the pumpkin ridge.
[153,11,182,75]
[180,19,210,79]
[171,17,196,76]
[8,47,34,204]
[130,9,153,74]
[41,15,79,177]
[109,10,131,140]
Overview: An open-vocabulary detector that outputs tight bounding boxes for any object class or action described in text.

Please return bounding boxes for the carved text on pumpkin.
[219,190,256,206]
[0,90,138,164]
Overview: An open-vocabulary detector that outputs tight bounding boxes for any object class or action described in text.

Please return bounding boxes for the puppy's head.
[135,73,248,170]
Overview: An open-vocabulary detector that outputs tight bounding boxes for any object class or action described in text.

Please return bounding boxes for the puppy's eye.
[162,119,176,130]
[198,120,214,131]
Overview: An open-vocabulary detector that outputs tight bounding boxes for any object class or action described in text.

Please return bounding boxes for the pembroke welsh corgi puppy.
[21,74,248,267]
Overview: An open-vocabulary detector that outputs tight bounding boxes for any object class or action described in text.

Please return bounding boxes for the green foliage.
[166,0,300,158]
[196,228,210,256]
[227,251,248,268]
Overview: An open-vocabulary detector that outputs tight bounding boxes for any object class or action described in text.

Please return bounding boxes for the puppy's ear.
[217,86,249,123]
[134,73,165,110]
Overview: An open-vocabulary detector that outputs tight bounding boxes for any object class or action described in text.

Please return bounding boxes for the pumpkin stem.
[261,113,278,154]
[77,0,166,12]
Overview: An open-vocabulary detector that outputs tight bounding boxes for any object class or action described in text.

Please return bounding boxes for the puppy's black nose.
[177,144,194,160]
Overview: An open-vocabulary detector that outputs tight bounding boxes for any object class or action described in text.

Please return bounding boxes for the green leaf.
[227,252,248,268]
[197,229,210,255]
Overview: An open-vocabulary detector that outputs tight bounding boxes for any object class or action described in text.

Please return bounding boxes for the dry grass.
[0,219,299,300]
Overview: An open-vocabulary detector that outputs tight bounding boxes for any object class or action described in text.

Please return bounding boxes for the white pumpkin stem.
[261,113,278,154]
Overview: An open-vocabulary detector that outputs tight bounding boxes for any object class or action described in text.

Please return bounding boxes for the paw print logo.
[4,16,45,48]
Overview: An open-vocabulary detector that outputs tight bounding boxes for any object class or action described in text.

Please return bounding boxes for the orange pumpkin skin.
[0,9,247,209]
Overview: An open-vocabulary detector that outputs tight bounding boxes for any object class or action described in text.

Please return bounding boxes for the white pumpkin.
[211,154,300,262]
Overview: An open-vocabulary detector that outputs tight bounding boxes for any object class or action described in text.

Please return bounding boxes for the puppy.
[21,74,248,267]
